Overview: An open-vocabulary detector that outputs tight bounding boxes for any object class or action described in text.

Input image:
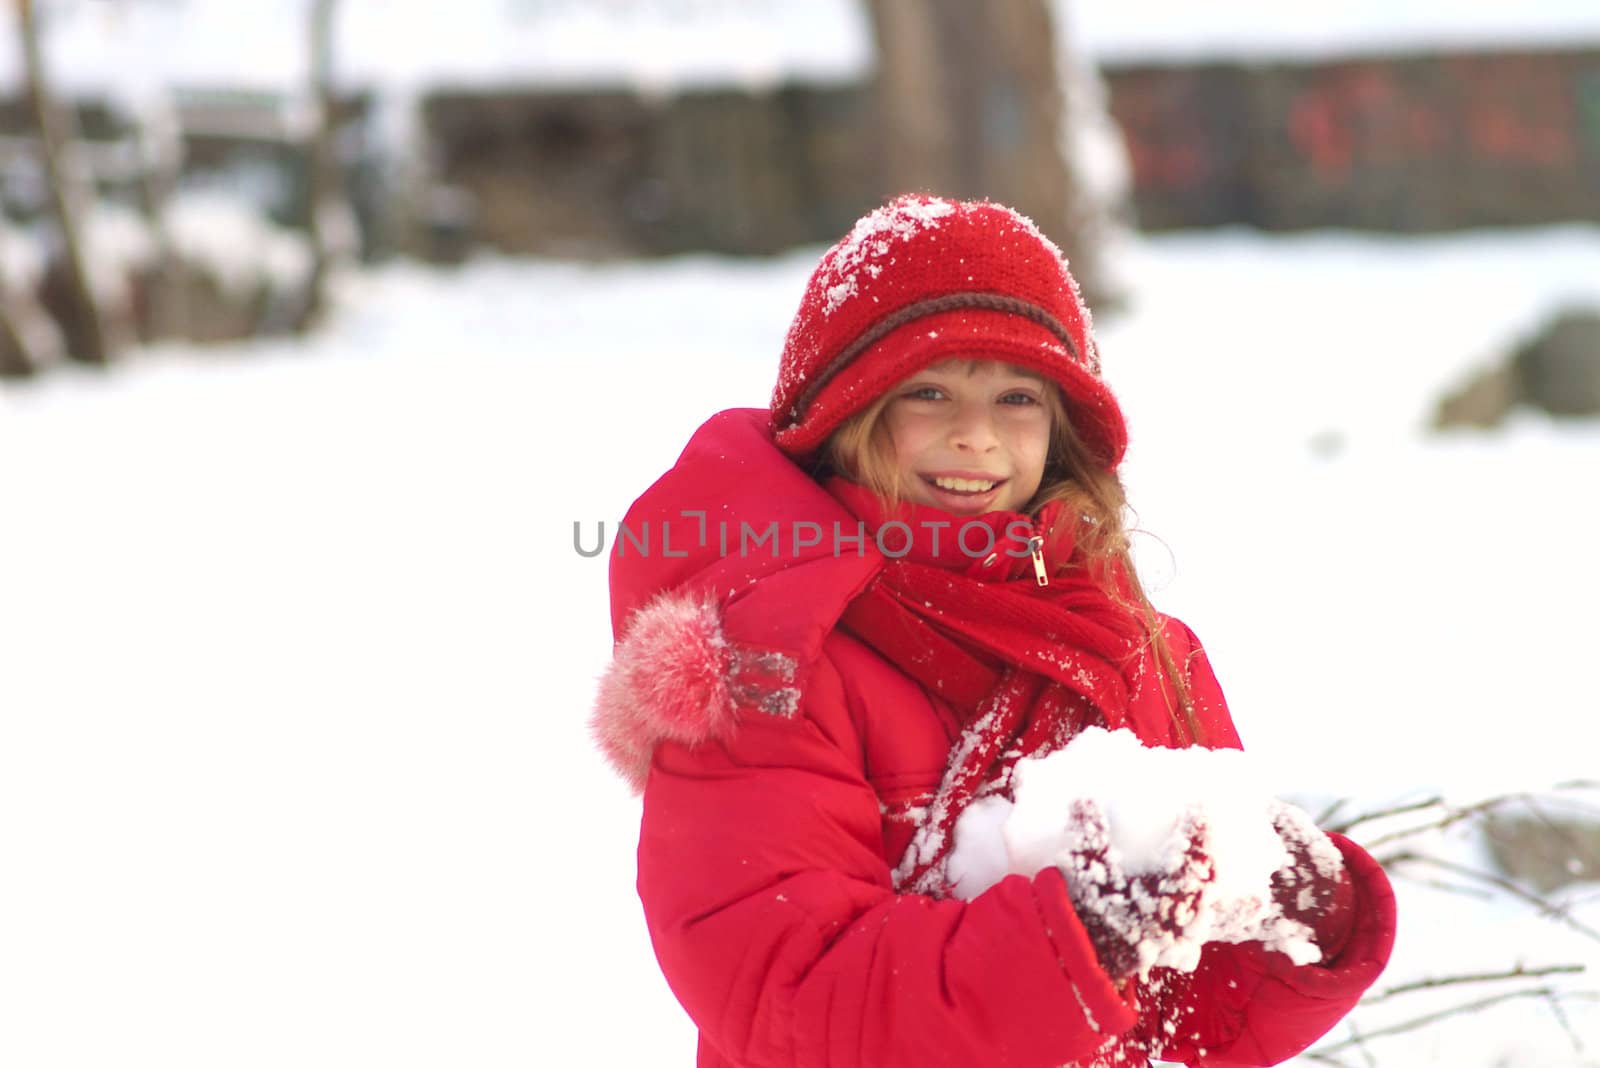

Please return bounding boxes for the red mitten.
[1059,798,1217,983]
[1267,802,1355,960]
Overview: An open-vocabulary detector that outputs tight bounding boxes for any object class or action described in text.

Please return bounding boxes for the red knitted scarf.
[826,478,1147,895]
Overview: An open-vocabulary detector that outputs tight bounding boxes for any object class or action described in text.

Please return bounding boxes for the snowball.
[946,794,1013,900]
[946,727,1330,974]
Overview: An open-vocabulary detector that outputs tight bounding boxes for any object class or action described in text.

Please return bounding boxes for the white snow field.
[3,227,1599,1066]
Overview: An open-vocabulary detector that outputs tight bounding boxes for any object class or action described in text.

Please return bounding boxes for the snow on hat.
[770,194,1127,469]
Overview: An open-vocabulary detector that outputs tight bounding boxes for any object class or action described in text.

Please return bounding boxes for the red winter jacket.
[594,409,1396,1068]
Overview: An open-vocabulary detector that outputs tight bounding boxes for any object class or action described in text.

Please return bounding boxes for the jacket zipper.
[1027,533,1049,587]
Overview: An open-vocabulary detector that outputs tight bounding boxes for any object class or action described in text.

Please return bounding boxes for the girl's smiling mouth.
[920,473,1009,511]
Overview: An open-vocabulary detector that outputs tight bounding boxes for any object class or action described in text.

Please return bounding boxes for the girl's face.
[881,359,1053,516]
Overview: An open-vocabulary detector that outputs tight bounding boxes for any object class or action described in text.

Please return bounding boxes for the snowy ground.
[3,228,1599,1066]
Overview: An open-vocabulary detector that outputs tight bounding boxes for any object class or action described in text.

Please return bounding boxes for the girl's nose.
[949,403,999,452]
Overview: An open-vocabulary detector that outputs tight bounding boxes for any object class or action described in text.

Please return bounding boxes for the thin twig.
[1379,852,1600,942]
[1386,870,1496,902]
[1299,1028,1356,1068]
[1310,988,1599,1056]
[1352,783,1600,851]
[1364,963,1585,1004]
[1301,1020,1378,1068]
[1352,1020,1378,1068]
[1492,790,1600,838]
[1361,792,1526,850]
[1327,794,1442,836]
[1543,987,1585,1054]
[1316,797,1349,828]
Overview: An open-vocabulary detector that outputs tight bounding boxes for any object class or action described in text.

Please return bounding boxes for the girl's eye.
[904,386,945,401]
[1000,391,1041,406]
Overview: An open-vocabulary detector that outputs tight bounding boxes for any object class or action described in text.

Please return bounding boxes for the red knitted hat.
[770,194,1127,469]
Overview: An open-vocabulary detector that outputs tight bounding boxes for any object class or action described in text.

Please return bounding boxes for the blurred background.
[2,2,1599,1066]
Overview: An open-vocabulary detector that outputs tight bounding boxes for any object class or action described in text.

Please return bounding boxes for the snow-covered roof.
[6,0,1600,107]
[1067,1,1600,65]
[0,0,873,99]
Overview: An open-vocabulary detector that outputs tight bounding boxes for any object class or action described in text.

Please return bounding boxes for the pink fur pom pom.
[592,590,739,793]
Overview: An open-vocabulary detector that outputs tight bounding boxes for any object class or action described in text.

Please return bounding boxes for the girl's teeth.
[933,476,996,493]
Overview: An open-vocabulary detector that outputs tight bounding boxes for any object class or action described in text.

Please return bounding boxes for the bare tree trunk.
[0,303,32,377]
[297,0,339,333]
[863,0,956,197]
[863,0,1121,306]
[17,0,109,364]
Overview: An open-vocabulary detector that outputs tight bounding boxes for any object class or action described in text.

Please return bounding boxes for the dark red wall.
[1104,48,1600,230]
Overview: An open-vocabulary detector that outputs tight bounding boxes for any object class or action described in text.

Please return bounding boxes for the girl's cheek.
[890,412,932,448]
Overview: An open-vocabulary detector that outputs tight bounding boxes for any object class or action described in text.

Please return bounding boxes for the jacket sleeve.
[1143,625,1399,1066]
[636,650,1138,1068]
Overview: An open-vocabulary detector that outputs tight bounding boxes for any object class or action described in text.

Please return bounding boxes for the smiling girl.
[594,195,1395,1068]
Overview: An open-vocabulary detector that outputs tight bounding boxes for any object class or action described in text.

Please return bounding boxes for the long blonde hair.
[816,366,1203,745]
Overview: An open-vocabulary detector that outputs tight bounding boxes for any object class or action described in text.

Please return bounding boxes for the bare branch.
[1301,1020,1379,1068]
[1385,869,1496,902]
[1497,788,1600,830]
[1315,797,1348,828]
[1360,795,1518,850]
[1364,963,1586,1004]
[1313,782,1600,1059]
[1351,1020,1379,1068]
[1309,988,1600,1057]
[1543,987,1585,1054]
[1360,786,1600,851]
[1380,851,1600,942]
[1326,794,1442,836]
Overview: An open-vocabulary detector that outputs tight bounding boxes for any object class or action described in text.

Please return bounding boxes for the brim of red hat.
[772,307,1128,469]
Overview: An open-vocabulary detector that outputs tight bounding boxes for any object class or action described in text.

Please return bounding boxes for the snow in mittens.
[946,727,1341,975]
